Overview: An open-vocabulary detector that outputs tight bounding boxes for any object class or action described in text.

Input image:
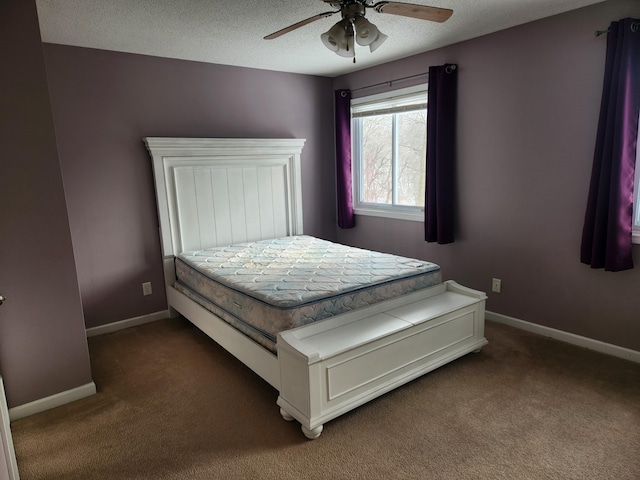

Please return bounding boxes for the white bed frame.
[146,137,488,439]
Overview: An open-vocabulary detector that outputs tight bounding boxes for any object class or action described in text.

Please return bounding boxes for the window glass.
[397,110,427,207]
[360,114,392,204]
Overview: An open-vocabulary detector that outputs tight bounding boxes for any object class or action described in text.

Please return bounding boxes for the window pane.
[397,111,427,207]
[361,115,393,204]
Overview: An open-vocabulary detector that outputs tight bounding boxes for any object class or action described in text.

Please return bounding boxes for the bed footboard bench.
[277,280,487,439]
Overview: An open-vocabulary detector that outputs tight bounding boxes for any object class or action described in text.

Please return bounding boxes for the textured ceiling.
[35,0,605,77]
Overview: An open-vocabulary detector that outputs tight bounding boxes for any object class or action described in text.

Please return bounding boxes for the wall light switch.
[142,282,152,296]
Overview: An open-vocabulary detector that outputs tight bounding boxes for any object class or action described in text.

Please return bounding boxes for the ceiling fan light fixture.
[353,16,379,46]
[368,30,388,52]
[321,20,347,52]
[335,31,355,58]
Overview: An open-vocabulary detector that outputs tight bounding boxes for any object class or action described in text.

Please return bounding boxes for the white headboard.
[145,138,306,258]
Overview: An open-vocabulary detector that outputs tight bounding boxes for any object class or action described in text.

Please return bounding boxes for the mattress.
[175,235,442,352]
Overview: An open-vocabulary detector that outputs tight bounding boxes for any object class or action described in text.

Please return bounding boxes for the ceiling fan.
[264,1,453,60]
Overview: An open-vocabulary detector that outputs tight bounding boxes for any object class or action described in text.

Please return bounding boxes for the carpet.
[11,317,640,479]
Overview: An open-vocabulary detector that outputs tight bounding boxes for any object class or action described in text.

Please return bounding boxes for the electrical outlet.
[492,278,502,293]
[142,282,152,296]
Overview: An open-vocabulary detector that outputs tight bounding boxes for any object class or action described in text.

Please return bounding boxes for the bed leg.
[472,347,483,353]
[280,408,323,439]
[301,425,323,440]
[168,306,180,319]
[280,408,295,422]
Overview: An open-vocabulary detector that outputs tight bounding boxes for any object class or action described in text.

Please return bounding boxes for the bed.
[145,137,488,439]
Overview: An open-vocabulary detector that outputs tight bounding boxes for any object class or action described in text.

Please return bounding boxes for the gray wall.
[0,1,92,407]
[334,0,640,351]
[42,45,337,329]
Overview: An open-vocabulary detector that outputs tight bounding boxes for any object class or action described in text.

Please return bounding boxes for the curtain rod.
[349,65,457,94]
[595,21,639,37]
[350,72,428,93]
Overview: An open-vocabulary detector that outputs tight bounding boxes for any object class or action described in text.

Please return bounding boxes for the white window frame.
[351,84,427,222]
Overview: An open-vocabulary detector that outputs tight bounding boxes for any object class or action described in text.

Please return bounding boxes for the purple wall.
[42,46,336,329]
[0,1,92,407]
[334,0,640,351]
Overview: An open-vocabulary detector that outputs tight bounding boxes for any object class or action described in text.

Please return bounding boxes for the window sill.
[354,206,424,222]
[633,231,640,245]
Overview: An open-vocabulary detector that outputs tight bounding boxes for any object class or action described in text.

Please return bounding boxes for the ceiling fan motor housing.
[341,3,366,20]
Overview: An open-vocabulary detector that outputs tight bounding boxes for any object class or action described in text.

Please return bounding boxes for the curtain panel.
[425,64,458,244]
[335,89,355,229]
[581,18,640,271]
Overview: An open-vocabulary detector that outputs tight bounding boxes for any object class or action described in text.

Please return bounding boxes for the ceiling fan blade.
[372,2,453,23]
[264,11,338,40]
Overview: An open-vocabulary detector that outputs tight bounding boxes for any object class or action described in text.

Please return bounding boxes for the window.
[352,85,427,221]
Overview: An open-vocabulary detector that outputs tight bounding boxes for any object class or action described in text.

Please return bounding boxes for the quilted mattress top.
[178,235,440,308]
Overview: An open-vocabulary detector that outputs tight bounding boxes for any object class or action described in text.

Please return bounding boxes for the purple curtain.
[335,89,355,229]
[581,18,640,271]
[425,64,457,244]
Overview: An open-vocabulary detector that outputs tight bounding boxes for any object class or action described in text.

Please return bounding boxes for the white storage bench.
[277,280,488,439]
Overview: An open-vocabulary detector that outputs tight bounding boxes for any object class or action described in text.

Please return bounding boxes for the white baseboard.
[8,311,168,422]
[486,311,640,364]
[9,382,97,421]
[85,310,169,337]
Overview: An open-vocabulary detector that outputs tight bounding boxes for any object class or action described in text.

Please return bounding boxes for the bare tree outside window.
[357,111,426,207]
[397,111,427,207]
[361,115,392,204]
